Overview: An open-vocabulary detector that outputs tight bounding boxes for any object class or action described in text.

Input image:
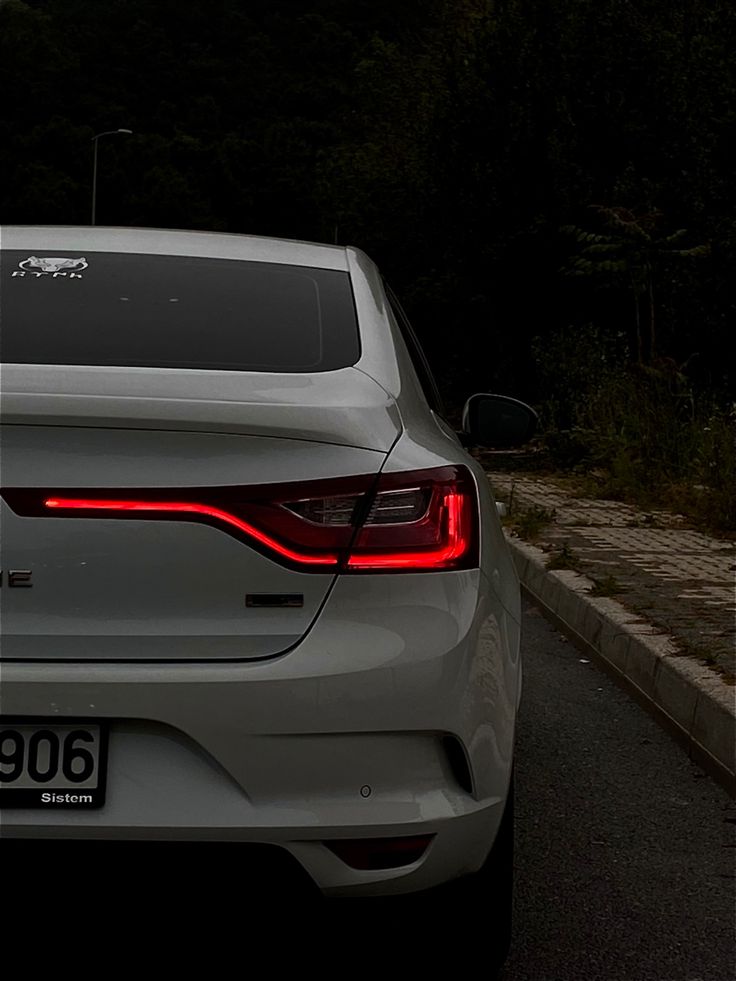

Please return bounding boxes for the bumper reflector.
[324,834,434,870]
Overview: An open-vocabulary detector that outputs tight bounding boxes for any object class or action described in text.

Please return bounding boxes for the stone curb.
[506,533,736,797]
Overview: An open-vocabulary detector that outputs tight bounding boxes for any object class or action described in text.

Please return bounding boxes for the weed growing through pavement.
[589,574,625,596]
[546,543,583,571]
[669,637,736,685]
[505,505,556,541]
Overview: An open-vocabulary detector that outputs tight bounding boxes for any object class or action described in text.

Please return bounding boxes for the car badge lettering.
[13,256,88,279]
[0,569,33,587]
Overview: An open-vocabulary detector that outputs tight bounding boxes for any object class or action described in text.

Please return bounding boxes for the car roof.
[0,225,350,271]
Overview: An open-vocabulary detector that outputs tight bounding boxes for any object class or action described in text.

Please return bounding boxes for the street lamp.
[91,128,133,225]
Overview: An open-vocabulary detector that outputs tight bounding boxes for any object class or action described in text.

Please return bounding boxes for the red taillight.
[4,466,479,573]
[348,482,472,570]
[43,498,342,567]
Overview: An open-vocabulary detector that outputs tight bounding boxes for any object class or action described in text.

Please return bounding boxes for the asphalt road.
[3,601,734,978]
[505,601,735,981]
[330,600,735,980]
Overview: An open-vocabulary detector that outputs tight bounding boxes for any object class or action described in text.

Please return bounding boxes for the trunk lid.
[0,367,397,662]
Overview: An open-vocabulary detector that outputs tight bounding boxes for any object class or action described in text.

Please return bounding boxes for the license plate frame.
[0,718,108,809]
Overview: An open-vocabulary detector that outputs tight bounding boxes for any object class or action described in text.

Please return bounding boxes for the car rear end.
[0,227,518,896]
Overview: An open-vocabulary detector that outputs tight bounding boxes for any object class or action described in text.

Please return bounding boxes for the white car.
[0,226,535,960]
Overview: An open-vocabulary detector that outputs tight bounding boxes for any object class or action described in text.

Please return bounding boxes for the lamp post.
[91,128,132,225]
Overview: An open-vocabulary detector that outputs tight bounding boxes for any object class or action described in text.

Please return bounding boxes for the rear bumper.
[0,571,520,895]
[3,734,505,896]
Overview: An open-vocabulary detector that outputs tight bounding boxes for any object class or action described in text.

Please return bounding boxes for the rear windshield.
[0,250,360,372]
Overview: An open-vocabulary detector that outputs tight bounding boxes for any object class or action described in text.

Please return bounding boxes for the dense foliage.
[2,0,734,523]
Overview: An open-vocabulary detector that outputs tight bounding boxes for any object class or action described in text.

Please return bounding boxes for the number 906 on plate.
[0,721,107,808]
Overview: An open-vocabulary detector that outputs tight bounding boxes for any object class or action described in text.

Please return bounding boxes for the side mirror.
[461,393,538,448]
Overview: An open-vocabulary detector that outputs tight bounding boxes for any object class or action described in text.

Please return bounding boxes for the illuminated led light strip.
[42,481,473,572]
[346,491,469,569]
[43,498,340,566]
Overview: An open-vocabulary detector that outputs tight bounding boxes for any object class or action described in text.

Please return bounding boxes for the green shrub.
[532,325,736,532]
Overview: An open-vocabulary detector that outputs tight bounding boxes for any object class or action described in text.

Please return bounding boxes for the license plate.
[0,721,107,808]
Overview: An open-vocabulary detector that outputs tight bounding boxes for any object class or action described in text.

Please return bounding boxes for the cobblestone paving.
[487,472,736,680]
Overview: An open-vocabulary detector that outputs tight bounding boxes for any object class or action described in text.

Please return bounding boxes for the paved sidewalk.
[485,468,736,795]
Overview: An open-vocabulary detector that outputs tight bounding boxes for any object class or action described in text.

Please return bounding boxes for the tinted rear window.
[0,251,360,371]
